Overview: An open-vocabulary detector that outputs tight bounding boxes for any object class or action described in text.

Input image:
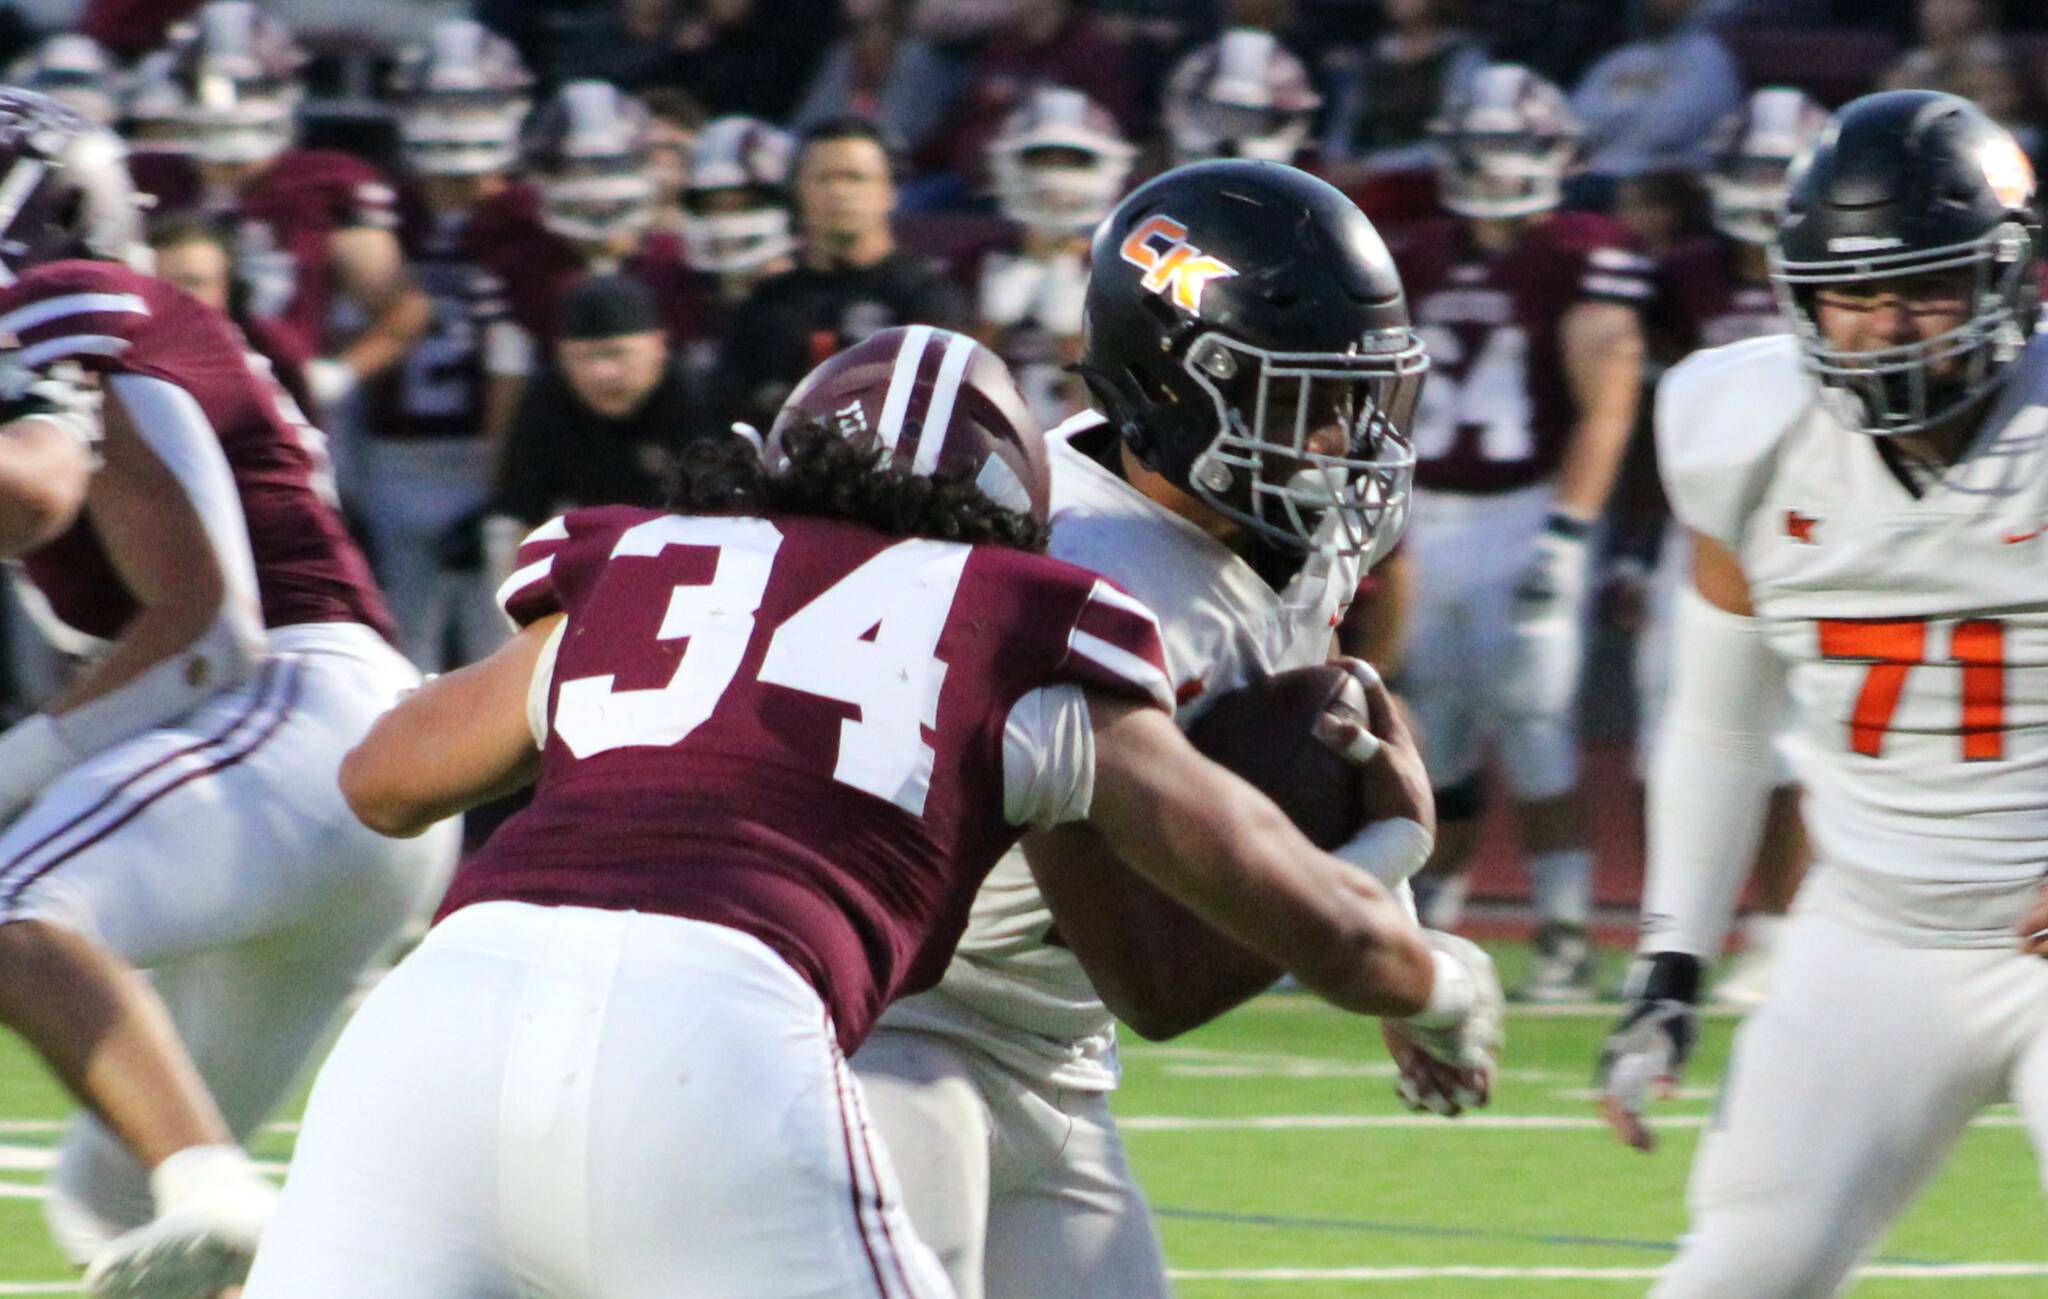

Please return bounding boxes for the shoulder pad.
[1655,333,1811,550]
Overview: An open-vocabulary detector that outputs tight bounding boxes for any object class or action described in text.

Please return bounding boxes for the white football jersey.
[1659,333,2048,944]
[876,411,1362,1089]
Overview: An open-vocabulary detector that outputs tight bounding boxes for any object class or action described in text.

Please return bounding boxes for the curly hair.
[666,421,1049,553]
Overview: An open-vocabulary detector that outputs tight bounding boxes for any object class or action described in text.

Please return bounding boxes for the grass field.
[0,944,2040,1297]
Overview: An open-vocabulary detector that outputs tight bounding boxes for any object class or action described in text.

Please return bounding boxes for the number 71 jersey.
[443,505,1175,1050]
[1658,333,2048,933]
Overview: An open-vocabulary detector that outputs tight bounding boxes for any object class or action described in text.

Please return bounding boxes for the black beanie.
[557,274,663,341]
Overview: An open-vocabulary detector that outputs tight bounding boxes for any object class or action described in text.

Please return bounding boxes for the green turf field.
[0,945,2039,1297]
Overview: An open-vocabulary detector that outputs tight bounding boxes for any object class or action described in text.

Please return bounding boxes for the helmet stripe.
[0,157,48,285]
[910,331,978,475]
[874,324,934,451]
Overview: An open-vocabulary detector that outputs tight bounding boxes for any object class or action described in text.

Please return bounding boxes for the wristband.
[1619,950,1704,1004]
[1331,816,1434,888]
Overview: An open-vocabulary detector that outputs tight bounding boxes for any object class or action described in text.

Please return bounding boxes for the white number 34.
[551,515,966,816]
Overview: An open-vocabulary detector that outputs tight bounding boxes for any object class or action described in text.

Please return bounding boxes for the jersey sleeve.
[1000,682,1096,827]
[0,263,154,375]
[496,514,574,626]
[1575,244,1657,309]
[1655,333,1809,552]
[1054,577,1175,713]
[330,158,401,232]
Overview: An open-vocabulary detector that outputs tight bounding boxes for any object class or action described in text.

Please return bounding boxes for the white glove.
[1503,519,1590,717]
[1401,929,1505,1079]
[305,357,358,411]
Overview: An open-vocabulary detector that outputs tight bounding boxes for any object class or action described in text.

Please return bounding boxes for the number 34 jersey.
[441,506,1175,1051]
[1659,333,2048,943]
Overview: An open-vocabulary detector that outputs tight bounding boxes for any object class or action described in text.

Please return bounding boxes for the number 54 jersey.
[442,505,1175,1051]
[1658,332,2048,944]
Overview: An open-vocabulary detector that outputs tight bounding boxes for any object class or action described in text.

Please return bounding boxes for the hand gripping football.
[1184,664,1368,849]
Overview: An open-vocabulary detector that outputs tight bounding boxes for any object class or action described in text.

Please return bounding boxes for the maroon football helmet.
[769,326,1052,525]
[0,90,146,285]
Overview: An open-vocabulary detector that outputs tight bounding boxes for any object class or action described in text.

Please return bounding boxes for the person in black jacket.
[716,116,968,430]
[491,275,703,538]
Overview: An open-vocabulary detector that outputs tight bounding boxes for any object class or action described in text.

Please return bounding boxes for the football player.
[1389,63,1649,998]
[165,1,430,413]
[241,328,1500,1299]
[853,160,1495,1299]
[5,35,119,128]
[480,81,706,366]
[0,92,456,1299]
[676,113,798,387]
[359,17,535,672]
[1626,87,1829,1005]
[967,85,1133,429]
[1596,91,2048,1298]
[1161,27,1321,165]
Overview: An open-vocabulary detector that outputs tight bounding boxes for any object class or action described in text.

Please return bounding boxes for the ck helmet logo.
[1119,214,1238,315]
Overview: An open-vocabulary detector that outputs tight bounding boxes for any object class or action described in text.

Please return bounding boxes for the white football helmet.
[123,50,194,152]
[1431,63,1579,220]
[167,1,305,167]
[1162,28,1320,165]
[524,80,656,246]
[0,91,149,283]
[682,115,794,272]
[7,36,118,129]
[988,85,1134,236]
[391,19,534,177]
[1706,86,1830,245]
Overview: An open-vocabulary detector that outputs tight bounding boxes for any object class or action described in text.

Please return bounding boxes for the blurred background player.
[5,33,118,128]
[1616,86,1829,1004]
[356,17,533,674]
[1390,63,1648,999]
[0,91,455,1298]
[641,86,707,241]
[1161,26,1320,165]
[676,113,797,398]
[163,2,429,419]
[243,328,1497,1299]
[971,85,1134,429]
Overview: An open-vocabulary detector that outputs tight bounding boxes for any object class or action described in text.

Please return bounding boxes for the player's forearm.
[1553,307,1644,519]
[342,618,551,836]
[0,418,91,555]
[1640,588,1786,958]
[334,286,431,383]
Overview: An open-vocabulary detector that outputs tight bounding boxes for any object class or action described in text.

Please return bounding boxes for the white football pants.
[1655,898,2048,1298]
[855,1026,1171,1299]
[243,902,955,1299]
[1,624,457,1261]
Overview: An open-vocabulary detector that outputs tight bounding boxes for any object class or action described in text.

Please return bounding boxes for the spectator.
[1162,27,1322,164]
[1321,0,1485,174]
[654,0,840,121]
[491,275,700,535]
[1881,0,1997,93]
[642,87,710,239]
[716,117,967,429]
[791,0,967,159]
[1569,0,1743,190]
[934,0,1137,187]
[1466,0,1627,88]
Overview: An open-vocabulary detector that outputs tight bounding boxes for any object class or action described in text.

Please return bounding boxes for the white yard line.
[1169,1264,2048,1282]
[1123,1113,2031,1132]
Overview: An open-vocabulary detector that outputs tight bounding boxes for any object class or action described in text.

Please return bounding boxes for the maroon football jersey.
[1656,235,1785,358]
[0,260,395,642]
[440,506,1173,1050]
[127,149,201,214]
[219,149,402,358]
[360,204,514,442]
[476,187,713,356]
[1391,211,1651,494]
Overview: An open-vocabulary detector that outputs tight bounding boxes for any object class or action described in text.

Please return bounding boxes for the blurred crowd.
[0,0,2037,937]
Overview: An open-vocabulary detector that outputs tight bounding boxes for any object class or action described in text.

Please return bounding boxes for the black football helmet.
[1078,159,1425,560]
[0,90,147,285]
[1770,90,2041,438]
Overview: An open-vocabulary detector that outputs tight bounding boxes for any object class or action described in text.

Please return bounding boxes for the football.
[1185,663,1369,849]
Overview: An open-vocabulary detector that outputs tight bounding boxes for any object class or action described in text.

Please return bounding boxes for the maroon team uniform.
[136,148,402,358]
[453,505,1173,1049]
[0,259,393,643]
[363,200,516,443]
[1391,211,1652,495]
[1655,235,1784,356]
